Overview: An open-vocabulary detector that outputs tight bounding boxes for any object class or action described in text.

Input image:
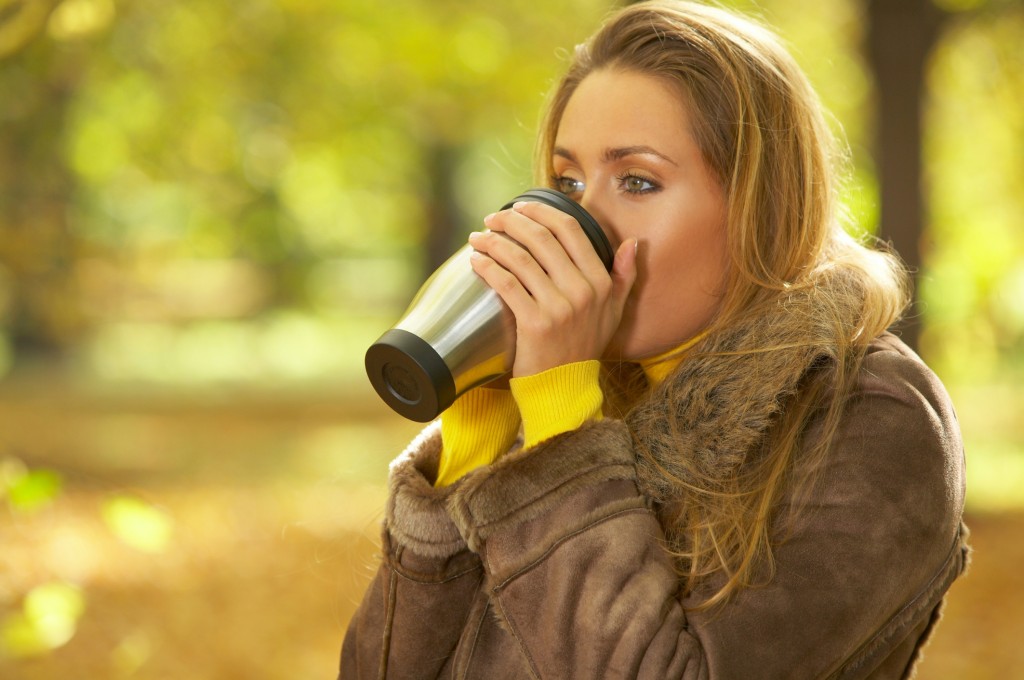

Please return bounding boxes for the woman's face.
[552,68,729,361]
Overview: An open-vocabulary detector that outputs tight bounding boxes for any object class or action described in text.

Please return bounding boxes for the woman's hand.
[468,200,638,379]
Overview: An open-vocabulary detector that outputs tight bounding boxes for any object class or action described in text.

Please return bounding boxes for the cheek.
[690,226,729,294]
[626,239,684,324]
[642,219,721,289]
[634,218,728,320]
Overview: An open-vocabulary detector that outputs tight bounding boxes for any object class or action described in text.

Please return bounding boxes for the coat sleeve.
[442,343,967,679]
[339,423,485,680]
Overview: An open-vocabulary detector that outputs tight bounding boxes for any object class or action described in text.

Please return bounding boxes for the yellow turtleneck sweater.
[434,335,705,486]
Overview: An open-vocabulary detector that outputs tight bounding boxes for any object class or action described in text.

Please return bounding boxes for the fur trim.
[631,280,858,506]
[447,419,637,553]
[385,422,468,559]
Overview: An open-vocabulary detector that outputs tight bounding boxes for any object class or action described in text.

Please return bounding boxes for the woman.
[341,1,968,678]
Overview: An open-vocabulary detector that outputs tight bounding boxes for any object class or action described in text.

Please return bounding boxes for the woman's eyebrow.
[605,145,678,166]
[553,146,579,163]
[552,145,678,166]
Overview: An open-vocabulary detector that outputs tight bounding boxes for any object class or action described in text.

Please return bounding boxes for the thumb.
[610,238,639,308]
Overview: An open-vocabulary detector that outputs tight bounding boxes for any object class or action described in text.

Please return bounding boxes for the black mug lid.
[500,188,614,272]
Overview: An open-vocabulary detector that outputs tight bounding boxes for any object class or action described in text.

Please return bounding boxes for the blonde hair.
[536,1,910,608]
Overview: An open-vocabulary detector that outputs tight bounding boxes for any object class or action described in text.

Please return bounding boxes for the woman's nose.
[579,192,620,248]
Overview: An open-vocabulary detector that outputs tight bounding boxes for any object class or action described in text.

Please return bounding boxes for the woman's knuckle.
[509,247,533,269]
[535,226,558,245]
[551,299,575,323]
[496,275,518,295]
[565,282,593,306]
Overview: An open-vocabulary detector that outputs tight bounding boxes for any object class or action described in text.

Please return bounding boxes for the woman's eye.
[554,176,585,196]
[620,173,659,194]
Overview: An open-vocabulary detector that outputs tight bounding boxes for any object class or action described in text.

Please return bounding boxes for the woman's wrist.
[510,360,604,449]
[435,387,521,487]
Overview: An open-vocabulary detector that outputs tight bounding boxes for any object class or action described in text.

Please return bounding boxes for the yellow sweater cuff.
[435,388,521,487]
[510,360,604,450]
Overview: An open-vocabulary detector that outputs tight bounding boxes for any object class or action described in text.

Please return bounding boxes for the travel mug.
[365,188,613,421]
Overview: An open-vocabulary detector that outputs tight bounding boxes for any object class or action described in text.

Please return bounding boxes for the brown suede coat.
[340,333,968,679]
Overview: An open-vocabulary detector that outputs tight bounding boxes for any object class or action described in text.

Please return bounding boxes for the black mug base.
[365,328,456,422]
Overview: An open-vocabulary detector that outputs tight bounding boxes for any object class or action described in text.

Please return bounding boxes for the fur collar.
[630,277,860,507]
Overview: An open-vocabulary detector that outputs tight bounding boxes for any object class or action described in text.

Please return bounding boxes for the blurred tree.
[0,0,54,59]
[0,0,1021,385]
[0,0,608,377]
[0,0,88,358]
[867,0,948,352]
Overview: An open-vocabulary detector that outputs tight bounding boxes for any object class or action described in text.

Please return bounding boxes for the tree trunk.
[866,0,946,352]
[423,141,462,274]
[0,8,85,362]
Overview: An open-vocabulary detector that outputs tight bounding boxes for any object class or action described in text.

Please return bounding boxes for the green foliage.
[101,495,173,554]
[921,4,1024,382]
[0,582,86,658]
[0,458,83,660]
[2,0,1020,388]
[1,458,63,514]
[0,457,175,662]
[0,0,613,381]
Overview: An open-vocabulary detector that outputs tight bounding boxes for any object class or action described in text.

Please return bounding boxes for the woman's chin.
[601,334,638,363]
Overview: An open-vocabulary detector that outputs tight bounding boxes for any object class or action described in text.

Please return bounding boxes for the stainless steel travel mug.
[365,188,613,421]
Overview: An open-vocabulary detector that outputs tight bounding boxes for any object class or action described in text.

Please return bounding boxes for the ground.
[0,381,1019,678]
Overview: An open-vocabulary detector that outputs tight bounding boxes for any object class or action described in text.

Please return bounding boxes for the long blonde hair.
[536,1,910,608]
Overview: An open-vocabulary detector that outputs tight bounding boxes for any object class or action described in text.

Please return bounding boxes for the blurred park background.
[0,0,1021,677]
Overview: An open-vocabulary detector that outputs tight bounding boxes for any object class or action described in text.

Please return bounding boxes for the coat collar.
[629,277,860,506]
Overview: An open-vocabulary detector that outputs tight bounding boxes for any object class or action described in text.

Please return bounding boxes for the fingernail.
[633,238,639,257]
[512,201,529,211]
[483,212,497,225]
